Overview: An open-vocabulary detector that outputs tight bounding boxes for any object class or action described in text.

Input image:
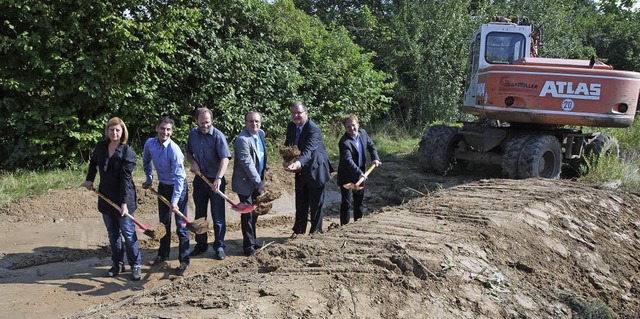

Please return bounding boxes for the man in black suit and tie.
[337,114,381,225]
[285,101,333,237]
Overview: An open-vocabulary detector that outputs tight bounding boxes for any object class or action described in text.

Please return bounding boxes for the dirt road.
[1,159,639,318]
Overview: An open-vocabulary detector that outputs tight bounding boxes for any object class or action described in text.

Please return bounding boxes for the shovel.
[146,187,210,235]
[343,164,376,191]
[90,187,166,240]
[196,172,256,214]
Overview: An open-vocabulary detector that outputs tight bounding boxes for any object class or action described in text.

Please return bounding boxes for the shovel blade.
[186,218,210,234]
[231,203,258,214]
[342,183,363,191]
[135,222,152,232]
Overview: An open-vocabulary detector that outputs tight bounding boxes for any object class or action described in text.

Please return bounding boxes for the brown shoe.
[148,255,166,266]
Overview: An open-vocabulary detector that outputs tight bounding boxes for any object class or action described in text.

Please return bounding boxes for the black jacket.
[285,119,333,187]
[337,129,379,185]
[85,140,137,215]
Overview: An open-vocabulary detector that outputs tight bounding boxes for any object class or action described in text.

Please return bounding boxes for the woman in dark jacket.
[81,117,142,281]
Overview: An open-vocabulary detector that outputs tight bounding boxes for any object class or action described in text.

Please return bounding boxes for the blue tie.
[254,135,265,174]
[295,127,302,145]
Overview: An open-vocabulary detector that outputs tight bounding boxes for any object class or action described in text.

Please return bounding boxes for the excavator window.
[485,32,526,64]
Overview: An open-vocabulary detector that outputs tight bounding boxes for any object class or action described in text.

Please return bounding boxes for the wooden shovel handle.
[355,164,377,187]
[146,187,191,223]
[196,172,233,202]
[90,187,148,230]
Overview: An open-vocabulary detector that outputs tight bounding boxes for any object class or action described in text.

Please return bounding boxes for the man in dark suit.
[285,101,333,236]
[337,114,381,225]
[232,111,267,256]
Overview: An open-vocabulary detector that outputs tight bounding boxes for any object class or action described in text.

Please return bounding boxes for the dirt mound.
[74,178,640,318]
[2,158,639,319]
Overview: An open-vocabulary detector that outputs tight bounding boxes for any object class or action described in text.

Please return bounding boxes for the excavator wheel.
[585,134,619,159]
[579,134,620,174]
[517,135,562,179]
[502,135,535,179]
[418,125,459,175]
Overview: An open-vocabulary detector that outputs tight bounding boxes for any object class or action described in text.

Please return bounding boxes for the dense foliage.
[294,0,640,130]
[0,0,391,169]
[2,0,639,170]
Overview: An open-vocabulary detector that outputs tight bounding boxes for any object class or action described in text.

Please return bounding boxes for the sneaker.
[107,263,125,277]
[244,248,256,257]
[214,250,226,260]
[176,262,188,276]
[189,245,208,257]
[148,255,166,266]
[131,266,142,281]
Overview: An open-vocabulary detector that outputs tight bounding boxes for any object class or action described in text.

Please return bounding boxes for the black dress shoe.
[244,248,256,256]
[189,246,208,257]
[147,255,166,266]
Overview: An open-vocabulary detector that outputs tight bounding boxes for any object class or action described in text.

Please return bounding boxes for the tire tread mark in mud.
[410,208,490,225]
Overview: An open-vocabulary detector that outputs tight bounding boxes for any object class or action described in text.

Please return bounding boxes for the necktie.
[254,135,265,174]
[295,127,302,145]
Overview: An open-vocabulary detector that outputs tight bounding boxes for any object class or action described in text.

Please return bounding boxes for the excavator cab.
[464,20,532,112]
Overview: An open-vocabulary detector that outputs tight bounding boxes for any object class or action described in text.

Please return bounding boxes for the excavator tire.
[418,125,459,175]
[502,135,535,179]
[585,134,619,159]
[517,135,562,179]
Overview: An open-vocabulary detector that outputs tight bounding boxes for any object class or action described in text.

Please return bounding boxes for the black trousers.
[340,184,365,225]
[293,174,325,234]
[238,191,259,252]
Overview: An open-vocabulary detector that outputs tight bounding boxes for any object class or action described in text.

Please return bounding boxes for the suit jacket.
[337,128,380,185]
[285,119,332,187]
[232,128,267,196]
[85,140,138,215]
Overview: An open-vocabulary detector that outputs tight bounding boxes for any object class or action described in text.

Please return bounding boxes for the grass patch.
[561,293,615,319]
[0,167,86,208]
[580,152,640,192]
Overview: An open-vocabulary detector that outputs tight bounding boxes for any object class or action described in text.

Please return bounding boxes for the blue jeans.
[157,183,190,265]
[192,175,226,252]
[102,211,141,268]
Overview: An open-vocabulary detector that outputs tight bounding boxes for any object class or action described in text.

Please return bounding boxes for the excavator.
[419,16,640,179]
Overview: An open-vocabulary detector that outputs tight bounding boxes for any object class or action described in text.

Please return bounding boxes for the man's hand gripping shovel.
[196,172,256,214]
[89,187,166,240]
[343,164,376,191]
[145,186,210,235]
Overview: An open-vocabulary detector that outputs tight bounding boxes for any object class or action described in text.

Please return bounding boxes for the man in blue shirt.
[186,107,232,260]
[142,116,190,276]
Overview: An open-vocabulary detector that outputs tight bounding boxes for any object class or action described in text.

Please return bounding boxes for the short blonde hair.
[105,117,129,144]
[343,114,359,126]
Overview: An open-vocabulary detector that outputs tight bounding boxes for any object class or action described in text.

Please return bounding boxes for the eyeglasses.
[291,110,306,115]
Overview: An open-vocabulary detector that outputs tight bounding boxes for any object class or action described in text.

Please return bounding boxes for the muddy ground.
[1,157,639,318]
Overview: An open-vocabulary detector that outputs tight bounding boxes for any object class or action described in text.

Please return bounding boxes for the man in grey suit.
[285,101,333,236]
[232,111,267,256]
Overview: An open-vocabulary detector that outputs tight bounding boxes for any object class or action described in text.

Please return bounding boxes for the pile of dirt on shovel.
[74,178,640,319]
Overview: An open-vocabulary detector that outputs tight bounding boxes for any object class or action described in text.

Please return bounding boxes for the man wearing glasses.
[285,101,333,237]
